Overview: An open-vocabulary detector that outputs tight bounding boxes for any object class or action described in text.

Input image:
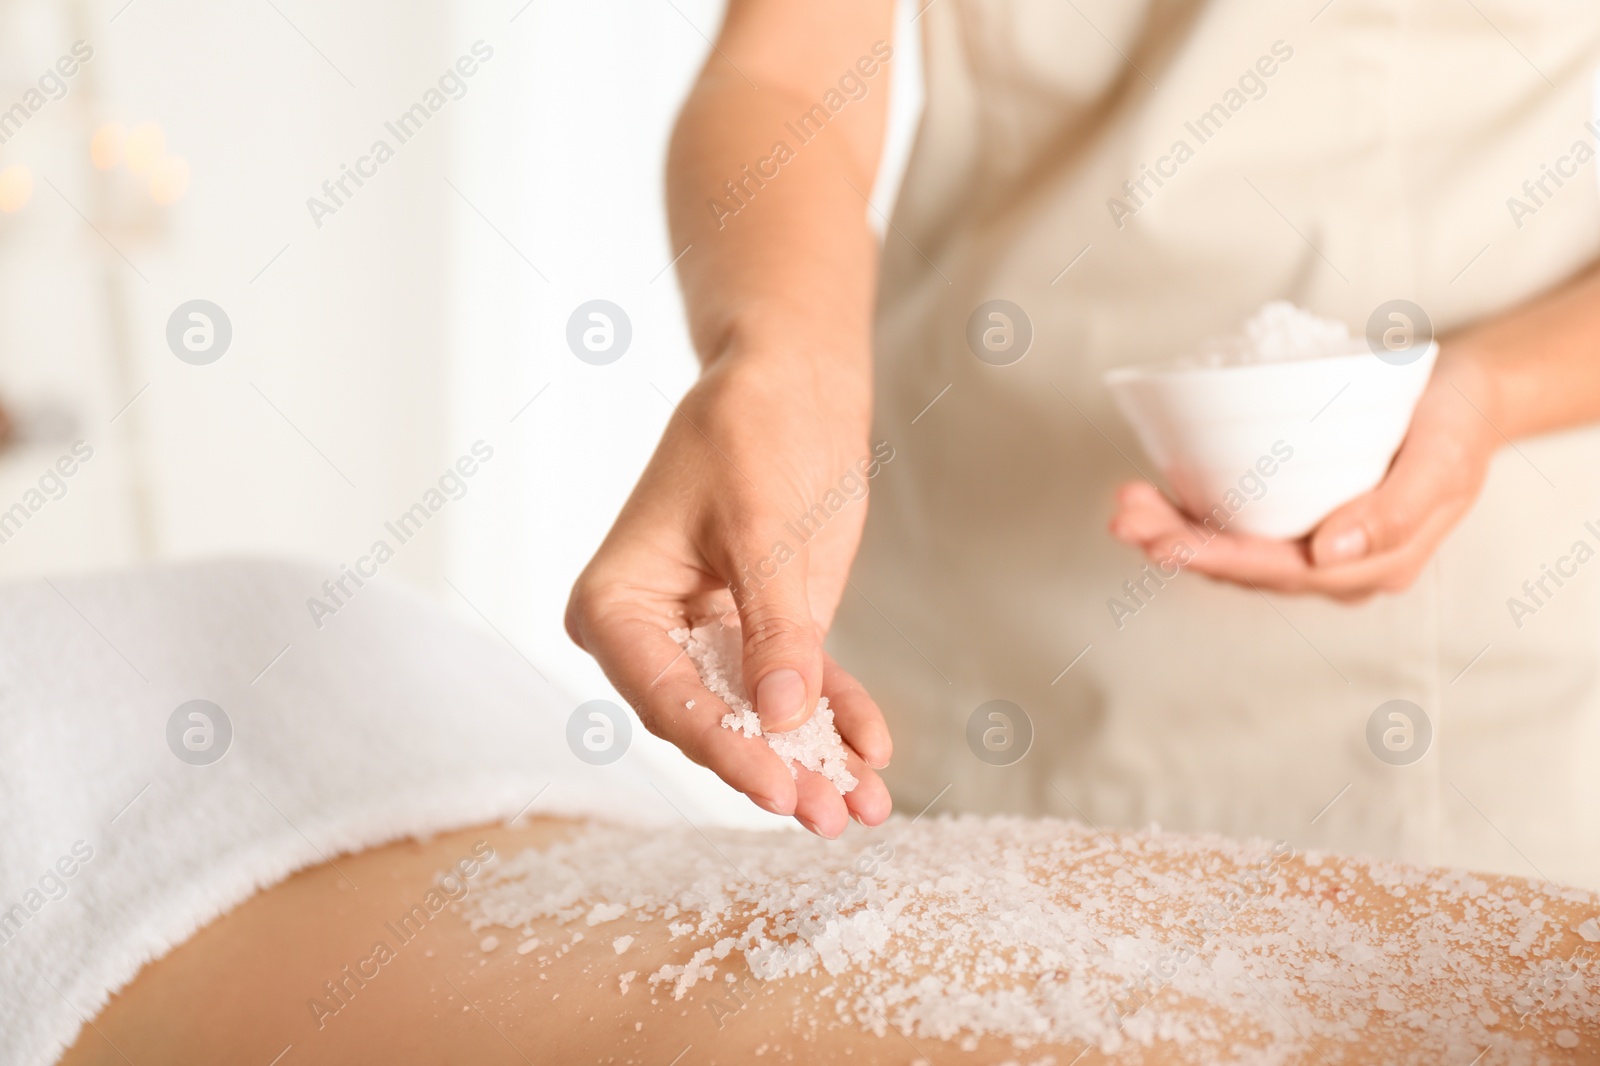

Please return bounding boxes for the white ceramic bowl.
[1104,340,1438,539]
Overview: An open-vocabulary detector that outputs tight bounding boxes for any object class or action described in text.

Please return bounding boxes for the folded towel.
[0,557,680,1066]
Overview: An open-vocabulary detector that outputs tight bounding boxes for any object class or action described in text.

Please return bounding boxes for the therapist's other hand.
[565,343,893,837]
[1108,353,1500,600]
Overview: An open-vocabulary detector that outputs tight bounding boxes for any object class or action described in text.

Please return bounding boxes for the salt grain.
[1184,301,1354,368]
[614,935,635,954]
[586,902,626,926]
[669,623,857,793]
[478,935,499,952]
[468,815,1600,1063]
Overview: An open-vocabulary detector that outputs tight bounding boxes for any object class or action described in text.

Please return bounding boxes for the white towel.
[0,557,681,1066]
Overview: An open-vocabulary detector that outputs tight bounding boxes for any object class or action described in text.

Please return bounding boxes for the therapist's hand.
[565,338,893,837]
[1108,352,1501,600]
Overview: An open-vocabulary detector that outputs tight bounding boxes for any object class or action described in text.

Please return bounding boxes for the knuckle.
[563,586,596,647]
[739,613,818,672]
[1370,506,1416,548]
[711,515,798,580]
[740,608,815,660]
[563,571,622,647]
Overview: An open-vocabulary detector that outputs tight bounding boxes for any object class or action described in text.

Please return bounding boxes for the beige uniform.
[834,0,1600,887]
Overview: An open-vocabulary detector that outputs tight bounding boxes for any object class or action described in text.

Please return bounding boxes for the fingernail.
[795,815,820,835]
[1325,527,1368,564]
[755,668,807,730]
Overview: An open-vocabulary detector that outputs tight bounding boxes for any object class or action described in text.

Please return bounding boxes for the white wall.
[0,0,922,822]
[444,0,922,703]
[443,0,922,819]
[0,0,459,585]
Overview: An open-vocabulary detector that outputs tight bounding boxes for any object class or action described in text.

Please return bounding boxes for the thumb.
[728,538,823,732]
[1309,465,1427,567]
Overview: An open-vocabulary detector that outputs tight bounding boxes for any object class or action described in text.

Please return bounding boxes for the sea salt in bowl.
[1104,305,1438,539]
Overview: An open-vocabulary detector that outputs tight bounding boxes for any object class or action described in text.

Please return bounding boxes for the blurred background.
[0,0,921,816]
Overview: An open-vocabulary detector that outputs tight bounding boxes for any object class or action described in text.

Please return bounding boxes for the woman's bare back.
[59,816,1600,1065]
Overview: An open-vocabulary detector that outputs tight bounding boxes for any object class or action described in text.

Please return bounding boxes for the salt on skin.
[467,815,1600,1062]
[586,902,626,926]
[668,622,857,794]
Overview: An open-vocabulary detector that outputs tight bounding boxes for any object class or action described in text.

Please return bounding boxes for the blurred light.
[149,155,191,205]
[124,122,165,176]
[90,123,126,170]
[0,165,33,213]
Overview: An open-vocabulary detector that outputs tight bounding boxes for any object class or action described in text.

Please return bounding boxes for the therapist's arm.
[1111,261,1600,598]
[565,0,896,835]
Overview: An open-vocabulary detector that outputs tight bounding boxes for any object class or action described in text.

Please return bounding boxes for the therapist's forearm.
[665,0,892,397]
[1448,260,1600,442]
[563,2,901,838]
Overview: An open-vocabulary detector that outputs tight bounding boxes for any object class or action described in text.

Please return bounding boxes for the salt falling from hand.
[669,622,857,794]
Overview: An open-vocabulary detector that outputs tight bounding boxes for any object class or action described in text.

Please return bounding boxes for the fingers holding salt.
[669,622,858,795]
